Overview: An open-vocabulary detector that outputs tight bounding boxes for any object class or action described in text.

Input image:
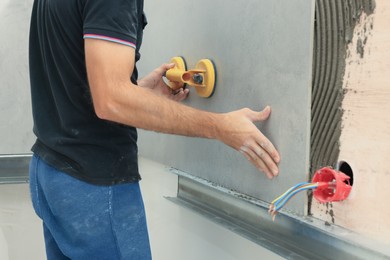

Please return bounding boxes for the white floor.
[0,157,283,260]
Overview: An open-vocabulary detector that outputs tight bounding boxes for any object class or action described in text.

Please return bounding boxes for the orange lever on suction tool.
[165,56,216,98]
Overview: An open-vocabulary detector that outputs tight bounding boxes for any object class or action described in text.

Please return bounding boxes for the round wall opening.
[337,161,354,186]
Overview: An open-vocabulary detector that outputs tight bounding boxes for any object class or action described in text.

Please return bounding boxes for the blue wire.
[275,184,318,211]
[273,182,310,207]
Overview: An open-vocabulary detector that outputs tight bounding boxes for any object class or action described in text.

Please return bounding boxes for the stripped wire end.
[268,204,278,221]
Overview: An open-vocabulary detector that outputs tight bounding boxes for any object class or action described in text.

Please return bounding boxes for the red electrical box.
[312,167,352,203]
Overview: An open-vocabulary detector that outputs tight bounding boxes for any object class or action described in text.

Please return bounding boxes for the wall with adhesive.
[311,0,390,245]
[137,0,315,214]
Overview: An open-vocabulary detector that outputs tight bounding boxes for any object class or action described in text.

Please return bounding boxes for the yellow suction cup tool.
[166,57,187,90]
[165,56,216,98]
[193,59,216,98]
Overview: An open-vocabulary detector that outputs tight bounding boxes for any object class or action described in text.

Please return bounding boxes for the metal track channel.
[168,168,390,260]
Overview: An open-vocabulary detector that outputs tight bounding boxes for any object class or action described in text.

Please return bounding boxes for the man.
[28,0,280,259]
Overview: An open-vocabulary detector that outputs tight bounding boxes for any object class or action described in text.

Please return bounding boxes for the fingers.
[158,63,176,76]
[240,145,276,179]
[255,133,281,164]
[225,105,280,178]
[245,106,280,164]
[253,144,279,176]
[240,141,279,178]
[164,62,176,70]
[171,88,189,102]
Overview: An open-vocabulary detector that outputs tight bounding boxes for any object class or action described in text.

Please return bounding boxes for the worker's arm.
[85,39,280,178]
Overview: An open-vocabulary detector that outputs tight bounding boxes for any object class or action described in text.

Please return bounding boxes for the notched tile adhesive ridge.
[309,0,375,215]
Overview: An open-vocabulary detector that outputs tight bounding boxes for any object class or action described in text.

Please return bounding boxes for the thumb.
[251,106,271,122]
[163,63,176,70]
[159,63,176,76]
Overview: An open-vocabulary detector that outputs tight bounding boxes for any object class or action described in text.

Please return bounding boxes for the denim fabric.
[29,155,152,260]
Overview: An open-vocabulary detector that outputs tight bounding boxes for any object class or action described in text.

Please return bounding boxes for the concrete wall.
[0,0,34,154]
[137,0,315,214]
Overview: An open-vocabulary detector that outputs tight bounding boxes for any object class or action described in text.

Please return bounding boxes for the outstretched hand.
[216,106,280,179]
[138,63,189,102]
[139,64,279,178]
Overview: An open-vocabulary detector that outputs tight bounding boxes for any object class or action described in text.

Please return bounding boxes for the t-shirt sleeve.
[83,0,139,48]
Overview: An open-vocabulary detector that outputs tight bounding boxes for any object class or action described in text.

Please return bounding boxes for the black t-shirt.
[29,0,146,185]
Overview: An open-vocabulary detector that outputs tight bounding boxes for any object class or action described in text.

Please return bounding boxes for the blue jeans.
[29,155,152,260]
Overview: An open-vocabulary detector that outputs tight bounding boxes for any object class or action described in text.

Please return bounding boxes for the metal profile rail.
[0,154,31,184]
[167,168,390,260]
[1,155,389,258]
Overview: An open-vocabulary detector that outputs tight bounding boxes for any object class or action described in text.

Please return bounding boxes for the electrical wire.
[270,182,310,205]
[269,182,320,221]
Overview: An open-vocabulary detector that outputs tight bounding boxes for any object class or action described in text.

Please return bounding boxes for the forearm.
[85,39,280,178]
[96,81,220,139]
